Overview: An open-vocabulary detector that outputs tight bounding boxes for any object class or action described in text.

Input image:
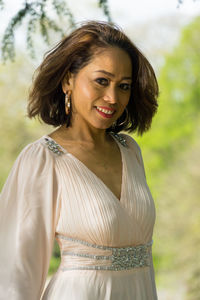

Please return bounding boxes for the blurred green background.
[0,2,200,299]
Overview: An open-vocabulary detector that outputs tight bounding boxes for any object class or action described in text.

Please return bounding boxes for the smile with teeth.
[96,106,115,114]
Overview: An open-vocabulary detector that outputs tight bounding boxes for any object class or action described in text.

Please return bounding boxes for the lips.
[95,106,115,119]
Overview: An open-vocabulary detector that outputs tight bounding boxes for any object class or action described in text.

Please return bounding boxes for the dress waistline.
[56,234,153,271]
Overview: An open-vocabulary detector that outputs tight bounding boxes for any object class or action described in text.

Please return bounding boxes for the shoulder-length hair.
[28,20,159,135]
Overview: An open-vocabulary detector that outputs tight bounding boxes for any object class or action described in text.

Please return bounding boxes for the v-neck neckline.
[43,132,126,203]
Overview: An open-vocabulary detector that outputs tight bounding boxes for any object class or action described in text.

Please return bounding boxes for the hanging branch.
[52,0,75,28]
[1,2,30,61]
[177,0,184,5]
[98,0,112,22]
[1,0,111,62]
[3,0,199,62]
[26,12,39,59]
[0,0,4,10]
[1,0,76,62]
[177,0,199,7]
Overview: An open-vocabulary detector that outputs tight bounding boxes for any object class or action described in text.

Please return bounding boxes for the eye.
[119,83,131,91]
[95,78,109,86]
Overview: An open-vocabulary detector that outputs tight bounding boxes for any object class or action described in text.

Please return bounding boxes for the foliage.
[1,0,76,61]
[48,241,61,274]
[1,0,199,62]
[0,0,4,10]
[134,16,200,298]
[177,0,200,7]
[0,56,49,190]
[186,260,200,300]
[135,16,200,191]
[98,0,111,22]
[0,0,111,62]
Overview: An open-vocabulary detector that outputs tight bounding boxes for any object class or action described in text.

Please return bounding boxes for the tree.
[136,15,200,299]
[0,0,111,61]
[0,0,199,62]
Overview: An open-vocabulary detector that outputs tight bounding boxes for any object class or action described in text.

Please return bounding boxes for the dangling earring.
[65,91,71,115]
[112,107,128,129]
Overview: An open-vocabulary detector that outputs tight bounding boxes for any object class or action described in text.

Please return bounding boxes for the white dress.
[0,132,158,300]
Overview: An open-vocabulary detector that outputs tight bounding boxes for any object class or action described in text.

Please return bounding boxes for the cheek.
[75,80,100,102]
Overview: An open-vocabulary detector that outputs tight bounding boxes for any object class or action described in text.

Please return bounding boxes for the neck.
[58,124,111,146]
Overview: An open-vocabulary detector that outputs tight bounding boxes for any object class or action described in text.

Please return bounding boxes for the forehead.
[84,47,132,76]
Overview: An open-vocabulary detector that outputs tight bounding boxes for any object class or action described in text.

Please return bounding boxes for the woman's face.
[62,47,132,130]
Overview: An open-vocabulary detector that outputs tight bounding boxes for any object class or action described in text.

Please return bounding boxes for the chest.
[66,145,123,201]
[56,145,156,245]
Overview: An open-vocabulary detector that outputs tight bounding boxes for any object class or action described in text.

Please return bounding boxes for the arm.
[122,133,147,178]
[123,134,158,298]
[0,141,61,300]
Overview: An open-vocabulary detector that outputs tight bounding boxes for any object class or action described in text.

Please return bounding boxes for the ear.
[61,72,74,94]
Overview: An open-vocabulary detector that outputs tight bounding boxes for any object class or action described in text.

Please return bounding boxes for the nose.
[103,86,118,104]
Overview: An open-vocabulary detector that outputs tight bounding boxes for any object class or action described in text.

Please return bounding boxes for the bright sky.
[1,0,200,31]
[110,0,200,25]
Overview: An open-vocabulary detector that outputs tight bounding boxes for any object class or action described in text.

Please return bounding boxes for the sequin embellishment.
[44,138,64,155]
[110,132,128,147]
[56,234,153,271]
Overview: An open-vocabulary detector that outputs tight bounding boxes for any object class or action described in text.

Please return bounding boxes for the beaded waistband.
[56,234,153,271]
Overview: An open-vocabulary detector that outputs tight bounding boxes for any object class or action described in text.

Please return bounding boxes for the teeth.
[96,107,114,114]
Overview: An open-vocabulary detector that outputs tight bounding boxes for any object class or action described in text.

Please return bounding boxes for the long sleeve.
[123,133,147,178]
[0,141,61,300]
[137,146,158,298]
[123,133,158,299]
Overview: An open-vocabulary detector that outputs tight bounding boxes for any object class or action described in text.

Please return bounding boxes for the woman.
[0,21,159,299]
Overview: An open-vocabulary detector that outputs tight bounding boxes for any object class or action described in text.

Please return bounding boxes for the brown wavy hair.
[28,20,159,135]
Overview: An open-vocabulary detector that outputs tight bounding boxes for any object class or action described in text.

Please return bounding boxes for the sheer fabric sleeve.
[123,133,147,179]
[0,141,61,300]
[123,134,158,298]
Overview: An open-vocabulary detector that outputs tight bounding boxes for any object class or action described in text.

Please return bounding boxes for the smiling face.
[62,47,132,131]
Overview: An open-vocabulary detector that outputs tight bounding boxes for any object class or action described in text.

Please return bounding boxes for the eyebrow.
[94,70,132,80]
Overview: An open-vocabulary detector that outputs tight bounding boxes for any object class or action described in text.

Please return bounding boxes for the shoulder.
[118,133,141,152]
[118,133,143,166]
[14,136,63,174]
[0,137,62,195]
[18,136,64,159]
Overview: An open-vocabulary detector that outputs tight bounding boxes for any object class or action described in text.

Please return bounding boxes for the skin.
[49,47,132,201]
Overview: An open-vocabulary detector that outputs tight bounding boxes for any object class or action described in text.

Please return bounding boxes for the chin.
[92,123,111,130]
